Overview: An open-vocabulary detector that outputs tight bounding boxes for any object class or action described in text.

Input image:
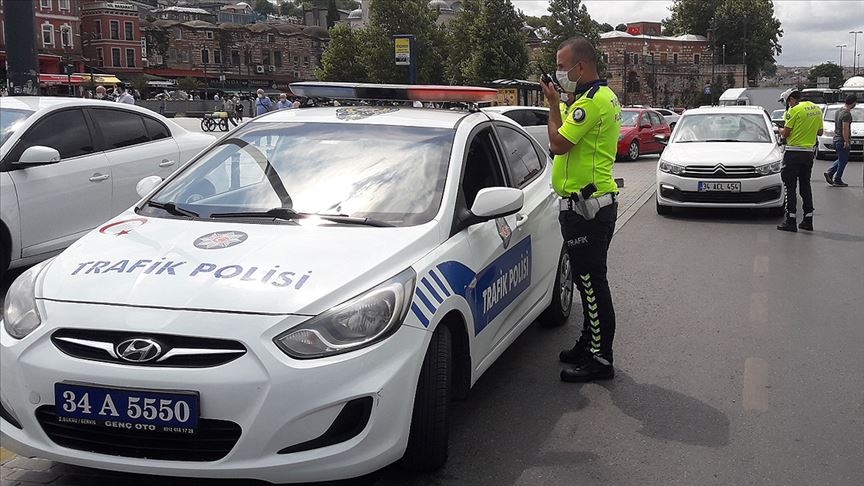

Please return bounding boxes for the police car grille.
[35,405,242,461]
[51,329,246,368]
[680,165,760,179]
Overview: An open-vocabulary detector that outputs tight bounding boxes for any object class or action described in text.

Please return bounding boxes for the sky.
[511,0,864,68]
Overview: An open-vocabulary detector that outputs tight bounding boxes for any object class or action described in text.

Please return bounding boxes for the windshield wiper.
[209,207,302,221]
[146,201,199,218]
[314,214,394,227]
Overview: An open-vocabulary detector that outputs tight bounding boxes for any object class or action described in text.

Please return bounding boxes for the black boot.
[561,353,615,382]
[777,215,797,232]
[823,171,835,184]
[799,215,813,231]
[559,337,590,365]
[833,178,848,187]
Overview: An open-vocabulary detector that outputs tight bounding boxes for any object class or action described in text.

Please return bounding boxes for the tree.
[599,22,614,33]
[807,63,844,89]
[362,0,446,84]
[317,23,368,82]
[663,0,782,82]
[279,1,303,17]
[447,0,529,84]
[177,77,203,92]
[253,0,277,16]
[541,0,601,72]
[615,23,627,32]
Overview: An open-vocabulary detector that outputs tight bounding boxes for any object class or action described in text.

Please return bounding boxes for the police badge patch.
[336,107,399,121]
[572,107,586,123]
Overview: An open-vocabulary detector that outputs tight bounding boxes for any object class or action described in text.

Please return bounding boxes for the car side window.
[462,127,505,209]
[640,113,651,127]
[143,117,171,141]
[497,126,543,188]
[91,109,150,150]
[502,110,528,126]
[530,110,549,126]
[650,112,665,126]
[12,109,94,160]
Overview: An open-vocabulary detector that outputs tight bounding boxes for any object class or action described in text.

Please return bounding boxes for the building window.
[214,50,222,65]
[694,54,701,65]
[293,71,299,79]
[293,56,298,66]
[262,49,271,65]
[96,48,104,67]
[267,34,274,43]
[179,51,190,63]
[303,56,309,67]
[94,20,102,39]
[110,20,119,40]
[60,26,72,48]
[112,48,121,67]
[126,48,135,67]
[125,21,134,41]
[201,49,210,64]
[206,31,213,39]
[40,0,51,8]
[59,0,69,10]
[673,53,678,64]
[274,51,282,67]
[41,24,54,46]
[660,53,667,64]
[231,50,240,65]
[174,28,182,40]
[244,51,252,65]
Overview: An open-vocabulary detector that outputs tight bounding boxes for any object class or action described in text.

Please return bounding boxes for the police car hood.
[664,142,782,166]
[39,214,439,315]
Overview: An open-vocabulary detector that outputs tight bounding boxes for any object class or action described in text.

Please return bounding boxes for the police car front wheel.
[403,325,452,472]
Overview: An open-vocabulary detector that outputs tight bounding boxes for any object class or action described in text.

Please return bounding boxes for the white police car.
[1,83,573,483]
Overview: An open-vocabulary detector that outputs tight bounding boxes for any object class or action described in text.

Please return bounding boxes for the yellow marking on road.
[0,447,16,462]
[742,357,770,411]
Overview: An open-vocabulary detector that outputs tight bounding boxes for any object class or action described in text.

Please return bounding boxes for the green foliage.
[807,63,845,89]
[615,23,627,32]
[253,0,277,16]
[316,23,368,82]
[663,0,782,82]
[541,0,601,72]
[177,77,204,92]
[279,1,304,17]
[599,23,614,33]
[127,75,150,99]
[446,0,529,84]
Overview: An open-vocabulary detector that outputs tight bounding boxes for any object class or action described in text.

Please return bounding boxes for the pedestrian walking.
[777,90,824,232]
[224,96,235,119]
[276,93,292,110]
[824,94,858,187]
[540,36,622,383]
[235,96,244,122]
[94,85,113,101]
[158,96,166,116]
[115,84,135,104]
[255,89,272,116]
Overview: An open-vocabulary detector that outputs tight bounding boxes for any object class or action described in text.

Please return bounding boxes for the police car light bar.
[289,82,498,103]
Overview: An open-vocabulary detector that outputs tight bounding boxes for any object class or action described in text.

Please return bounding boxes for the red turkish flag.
[627,26,641,36]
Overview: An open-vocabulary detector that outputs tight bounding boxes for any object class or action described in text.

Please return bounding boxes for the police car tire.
[403,325,452,472]
[541,244,573,327]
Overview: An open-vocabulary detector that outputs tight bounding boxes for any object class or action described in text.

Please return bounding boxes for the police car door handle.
[515,214,529,229]
[89,173,110,182]
[159,159,176,168]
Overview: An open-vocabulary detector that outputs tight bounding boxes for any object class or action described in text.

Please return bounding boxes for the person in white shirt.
[114,84,135,104]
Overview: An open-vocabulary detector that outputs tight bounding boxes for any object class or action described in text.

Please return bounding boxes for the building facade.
[152,6,217,23]
[81,0,144,74]
[0,0,85,76]
[599,22,746,107]
[142,19,328,93]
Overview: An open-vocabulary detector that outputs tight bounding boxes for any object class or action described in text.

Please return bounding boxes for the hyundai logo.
[116,338,163,363]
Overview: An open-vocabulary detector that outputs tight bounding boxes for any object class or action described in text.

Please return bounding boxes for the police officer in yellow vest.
[540,36,622,382]
[777,90,824,232]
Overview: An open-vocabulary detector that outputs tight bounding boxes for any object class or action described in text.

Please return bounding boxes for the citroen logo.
[116,338,163,363]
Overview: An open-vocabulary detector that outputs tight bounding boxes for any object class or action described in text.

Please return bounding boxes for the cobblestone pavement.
[0,155,660,486]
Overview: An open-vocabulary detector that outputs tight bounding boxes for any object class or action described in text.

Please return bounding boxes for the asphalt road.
[2,159,863,485]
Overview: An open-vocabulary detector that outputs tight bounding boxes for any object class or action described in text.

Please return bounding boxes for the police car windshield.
[620,111,639,127]
[144,122,454,227]
[673,114,771,143]
[0,108,34,146]
[824,107,864,122]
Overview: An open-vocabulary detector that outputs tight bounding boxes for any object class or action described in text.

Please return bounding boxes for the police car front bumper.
[0,300,430,483]
[656,172,784,208]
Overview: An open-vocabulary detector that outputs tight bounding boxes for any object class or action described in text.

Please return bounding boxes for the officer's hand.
[541,80,560,105]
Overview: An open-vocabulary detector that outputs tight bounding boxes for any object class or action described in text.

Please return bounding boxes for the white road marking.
[742,357,770,411]
[753,255,770,275]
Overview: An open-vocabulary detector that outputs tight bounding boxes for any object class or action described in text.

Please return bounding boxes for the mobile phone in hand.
[539,65,560,90]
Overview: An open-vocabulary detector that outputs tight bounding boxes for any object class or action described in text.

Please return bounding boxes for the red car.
[617,108,672,160]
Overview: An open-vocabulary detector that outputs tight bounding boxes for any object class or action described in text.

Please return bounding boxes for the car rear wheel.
[403,325,452,472]
[541,243,573,327]
[627,140,640,161]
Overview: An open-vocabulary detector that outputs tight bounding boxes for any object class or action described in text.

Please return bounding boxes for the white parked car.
[652,108,681,128]
[655,106,785,215]
[0,97,212,277]
[815,104,864,160]
[0,84,573,483]
[483,106,550,148]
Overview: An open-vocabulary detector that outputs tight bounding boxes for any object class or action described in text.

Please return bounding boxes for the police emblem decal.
[495,218,512,249]
[194,231,248,250]
[573,108,586,123]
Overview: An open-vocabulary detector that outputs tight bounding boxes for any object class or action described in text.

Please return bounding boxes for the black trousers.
[558,203,618,361]
[781,151,815,215]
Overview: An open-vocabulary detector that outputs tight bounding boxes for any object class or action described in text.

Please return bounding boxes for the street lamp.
[851,31,863,75]
[836,44,847,70]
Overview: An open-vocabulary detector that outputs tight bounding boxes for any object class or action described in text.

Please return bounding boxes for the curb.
[615,184,656,236]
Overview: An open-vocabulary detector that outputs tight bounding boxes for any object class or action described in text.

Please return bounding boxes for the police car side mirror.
[17,146,61,165]
[136,175,164,198]
[470,187,524,222]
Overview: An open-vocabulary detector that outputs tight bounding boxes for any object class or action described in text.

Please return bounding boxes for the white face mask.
[556,64,582,93]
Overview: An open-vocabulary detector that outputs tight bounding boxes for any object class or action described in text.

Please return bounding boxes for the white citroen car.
[0,97,213,278]
[815,103,864,160]
[655,106,785,215]
[0,83,573,483]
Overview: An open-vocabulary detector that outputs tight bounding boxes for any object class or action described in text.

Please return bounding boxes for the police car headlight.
[756,160,783,175]
[3,260,50,340]
[659,160,684,175]
[274,268,416,359]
